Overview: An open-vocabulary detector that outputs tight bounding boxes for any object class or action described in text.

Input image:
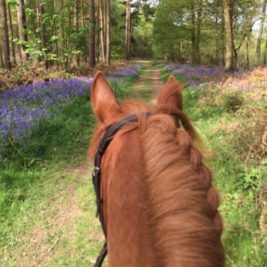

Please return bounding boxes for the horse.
[89,71,225,267]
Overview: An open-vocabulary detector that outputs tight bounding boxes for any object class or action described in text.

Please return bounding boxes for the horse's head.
[89,71,198,158]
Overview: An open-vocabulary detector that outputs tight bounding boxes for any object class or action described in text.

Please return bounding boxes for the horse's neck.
[102,128,157,266]
[141,115,224,266]
[103,115,224,266]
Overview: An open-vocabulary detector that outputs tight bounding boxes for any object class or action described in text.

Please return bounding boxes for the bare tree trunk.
[246,35,250,69]
[0,47,3,67]
[96,5,100,63]
[81,0,85,27]
[98,0,105,62]
[17,0,27,62]
[51,0,59,70]
[224,0,235,71]
[256,0,267,65]
[7,3,16,65]
[196,0,203,64]
[105,0,110,66]
[221,9,225,65]
[74,0,80,66]
[0,0,11,69]
[60,0,67,67]
[264,38,267,65]
[36,0,48,68]
[125,0,131,60]
[88,0,96,68]
[190,2,197,64]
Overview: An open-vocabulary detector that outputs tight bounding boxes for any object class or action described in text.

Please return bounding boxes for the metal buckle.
[93,166,100,177]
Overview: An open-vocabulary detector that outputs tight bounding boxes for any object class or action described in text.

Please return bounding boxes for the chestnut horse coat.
[89,72,225,267]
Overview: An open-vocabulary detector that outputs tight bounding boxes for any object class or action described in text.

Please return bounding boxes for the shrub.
[222,91,244,112]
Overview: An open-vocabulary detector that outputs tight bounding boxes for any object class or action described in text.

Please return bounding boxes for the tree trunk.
[36,0,48,68]
[0,47,3,67]
[81,0,85,27]
[98,0,105,62]
[246,35,250,69]
[190,2,197,64]
[7,3,16,65]
[125,0,131,60]
[88,0,96,68]
[221,7,225,65]
[96,6,100,63]
[223,0,235,71]
[196,0,203,64]
[17,0,27,62]
[51,0,59,70]
[60,0,67,67]
[74,0,80,66]
[264,38,267,65]
[256,0,267,65]
[0,0,11,69]
[105,0,110,66]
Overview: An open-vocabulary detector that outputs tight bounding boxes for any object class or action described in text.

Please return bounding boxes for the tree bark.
[98,0,105,62]
[51,0,59,70]
[105,0,110,65]
[0,47,3,67]
[88,0,96,68]
[223,0,235,71]
[36,0,48,68]
[8,3,16,65]
[17,0,27,62]
[246,35,250,69]
[190,2,198,64]
[125,0,131,60]
[0,0,11,69]
[196,0,203,64]
[256,0,267,65]
[264,38,267,65]
[74,0,80,66]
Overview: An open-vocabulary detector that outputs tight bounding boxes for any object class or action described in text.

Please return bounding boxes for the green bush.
[222,91,244,112]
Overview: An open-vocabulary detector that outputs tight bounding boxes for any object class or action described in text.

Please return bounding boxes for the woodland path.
[1,64,165,267]
[130,63,164,101]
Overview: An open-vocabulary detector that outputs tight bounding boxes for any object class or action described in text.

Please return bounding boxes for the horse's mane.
[140,112,224,266]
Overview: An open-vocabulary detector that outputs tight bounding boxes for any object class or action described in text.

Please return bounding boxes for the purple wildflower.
[0,65,142,153]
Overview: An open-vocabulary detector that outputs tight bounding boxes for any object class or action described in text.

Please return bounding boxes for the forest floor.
[1,62,266,267]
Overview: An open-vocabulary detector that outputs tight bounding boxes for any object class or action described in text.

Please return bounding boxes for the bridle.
[92,112,151,267]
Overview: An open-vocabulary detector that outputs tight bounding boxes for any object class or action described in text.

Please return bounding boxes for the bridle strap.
[92,112,151,266]
[93,242,107,267]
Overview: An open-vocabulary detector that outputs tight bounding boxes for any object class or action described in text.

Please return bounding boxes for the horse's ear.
[157,75,183,112]
[91,71,121,123]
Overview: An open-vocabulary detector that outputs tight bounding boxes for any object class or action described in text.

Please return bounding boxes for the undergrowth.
[161,65,267,267]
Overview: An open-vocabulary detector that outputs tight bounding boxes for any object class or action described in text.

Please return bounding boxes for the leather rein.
[92,112,151,267]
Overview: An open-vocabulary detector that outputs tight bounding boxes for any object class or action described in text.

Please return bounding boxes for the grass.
[164,66,267,267]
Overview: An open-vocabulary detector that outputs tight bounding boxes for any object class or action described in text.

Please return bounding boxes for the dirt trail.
[132,63,164,102]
